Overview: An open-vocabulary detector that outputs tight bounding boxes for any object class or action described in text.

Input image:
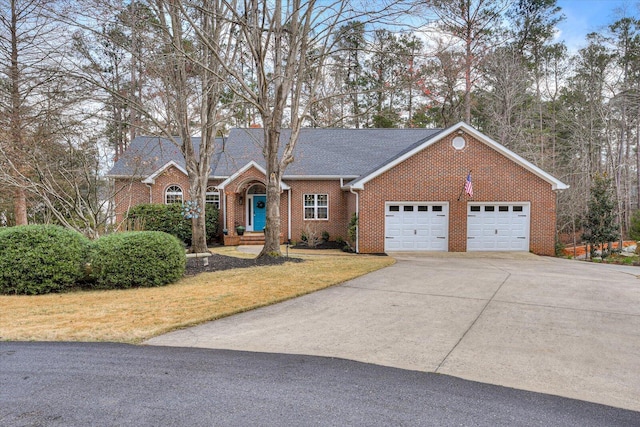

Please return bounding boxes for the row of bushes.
[0,225,186,295]
[125,203,219,245]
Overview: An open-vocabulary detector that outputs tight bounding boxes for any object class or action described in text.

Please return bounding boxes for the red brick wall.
[357,132,558,255]
[113,179,149,226]
[113,167,221,228]
[114,165,352,243]
[220,167,349,242]
[287,180,349,244]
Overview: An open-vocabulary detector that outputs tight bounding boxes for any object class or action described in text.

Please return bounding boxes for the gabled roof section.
[217,161,290,191]
[108,129,446,180]
[107,136,223,179]
[346,122,569,191]
[141,161,188,184]
[223,128,444,177]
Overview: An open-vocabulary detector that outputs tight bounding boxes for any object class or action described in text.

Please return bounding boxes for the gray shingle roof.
[107,128,444,180]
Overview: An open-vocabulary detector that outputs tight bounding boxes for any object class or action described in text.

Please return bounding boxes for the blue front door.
[253,195,267,231]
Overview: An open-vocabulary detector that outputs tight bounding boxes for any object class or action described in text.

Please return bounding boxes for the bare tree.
[68,0,234,252]
[425,0,509,123]
[194,0,359,257]
[0,0,72,225]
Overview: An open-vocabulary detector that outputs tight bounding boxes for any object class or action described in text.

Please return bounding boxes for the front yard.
[0,248,394,343]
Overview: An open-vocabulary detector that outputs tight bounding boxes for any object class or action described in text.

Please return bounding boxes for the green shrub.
[630,210,640,241]
[204,203,219,243]
[126,204,191,244]
[89,231,186,289]
[321,231,330,242]
[126,203,220,245]
[0,225,90,295]
[347,213,358,244]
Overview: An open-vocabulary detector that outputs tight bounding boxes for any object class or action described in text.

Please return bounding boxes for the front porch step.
[238,232,265,245]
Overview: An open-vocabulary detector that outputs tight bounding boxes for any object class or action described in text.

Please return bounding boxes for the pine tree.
[582,174,620,259]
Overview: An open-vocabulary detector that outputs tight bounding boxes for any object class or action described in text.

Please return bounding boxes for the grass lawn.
[0,248,394,343]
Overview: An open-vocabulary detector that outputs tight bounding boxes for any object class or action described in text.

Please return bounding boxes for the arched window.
[205,186,220,208]
[165,185,183,204]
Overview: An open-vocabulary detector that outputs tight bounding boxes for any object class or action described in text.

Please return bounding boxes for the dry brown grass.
[0,252,394,343]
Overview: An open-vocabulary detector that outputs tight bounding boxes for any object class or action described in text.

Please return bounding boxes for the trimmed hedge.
[89,231,186,289]
[0,225,90,295]
[126,203,219,245]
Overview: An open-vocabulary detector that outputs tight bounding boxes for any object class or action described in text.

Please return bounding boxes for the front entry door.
[252,195,267,231]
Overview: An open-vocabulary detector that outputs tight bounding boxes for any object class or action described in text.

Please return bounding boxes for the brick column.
[226,192,237,235]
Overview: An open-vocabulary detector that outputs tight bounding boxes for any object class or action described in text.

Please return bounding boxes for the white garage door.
[467,203,530,251]
[385,203,449,251]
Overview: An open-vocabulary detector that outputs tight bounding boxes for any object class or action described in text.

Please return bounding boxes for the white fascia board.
[453,122,569,191]
[217,161,290,191]
[283,175,359,180]
[141,161,188,184]
[107,174,146,179]
[347,122,568,191]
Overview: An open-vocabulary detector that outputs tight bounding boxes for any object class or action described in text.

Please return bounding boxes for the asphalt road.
[2,342,639,426]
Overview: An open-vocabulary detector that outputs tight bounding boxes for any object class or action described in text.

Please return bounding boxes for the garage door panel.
[467,204,530,251]
[385,203,449,252]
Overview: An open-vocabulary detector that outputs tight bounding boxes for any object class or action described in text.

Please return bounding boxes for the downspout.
[145,183,152,203]
[221,190,227,233]
[349,187,359,253]
[287,187,292,241]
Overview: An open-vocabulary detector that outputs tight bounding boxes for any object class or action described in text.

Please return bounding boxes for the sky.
[556,0,639,51]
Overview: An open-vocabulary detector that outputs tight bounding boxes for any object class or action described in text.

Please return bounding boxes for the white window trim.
[205,187,220,208]
[165,185,183,204]
[303,193,329,221]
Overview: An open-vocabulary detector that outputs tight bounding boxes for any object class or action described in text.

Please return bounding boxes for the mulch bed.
[291,241,345,250]
[185,253,303,276]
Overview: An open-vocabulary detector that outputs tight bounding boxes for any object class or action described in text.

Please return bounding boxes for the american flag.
[464,172,473,198]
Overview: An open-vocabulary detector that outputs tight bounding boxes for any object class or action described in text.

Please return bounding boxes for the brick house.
[107,122,568,255]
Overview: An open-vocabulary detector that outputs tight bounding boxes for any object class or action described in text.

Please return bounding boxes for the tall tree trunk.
[637,122,640,209]
[464,31,472,123]
[10,0,27,225]
[13,188,28,225]
[189,177,208,253]
[259,127,283,257]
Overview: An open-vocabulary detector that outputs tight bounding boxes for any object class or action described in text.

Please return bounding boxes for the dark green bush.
[89,231,186,289]
[126,203,219,245]
[0,225,90,295]
[347,213,358,244]
[126,203,191,244]
[204,203,219,243]
[629,210,640,241]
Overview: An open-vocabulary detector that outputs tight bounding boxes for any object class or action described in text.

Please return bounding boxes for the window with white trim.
[165,185,183,204]
[304,194,328,220]
[205,186,220,208]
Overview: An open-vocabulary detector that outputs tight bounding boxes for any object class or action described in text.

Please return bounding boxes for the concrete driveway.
[146,252,640,411]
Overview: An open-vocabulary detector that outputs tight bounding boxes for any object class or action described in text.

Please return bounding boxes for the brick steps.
[239,232,265,245]
[223,231,286,246]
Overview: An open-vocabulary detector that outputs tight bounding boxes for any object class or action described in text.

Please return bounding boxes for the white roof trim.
[282,175,359,180]
[141,161,188,184]
[217,161,290,191]
[348,122,569,191]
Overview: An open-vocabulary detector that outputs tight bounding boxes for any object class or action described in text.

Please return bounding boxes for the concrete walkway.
[146,252,640,411]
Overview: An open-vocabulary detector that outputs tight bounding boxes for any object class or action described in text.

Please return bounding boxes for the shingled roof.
[107,128,444,181]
